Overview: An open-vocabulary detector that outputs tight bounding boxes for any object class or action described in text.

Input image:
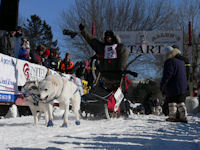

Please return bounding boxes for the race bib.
[104,44,117,59]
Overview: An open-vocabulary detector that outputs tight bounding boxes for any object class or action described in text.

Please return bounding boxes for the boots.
[177,102,188,123]
[166,103,178,122]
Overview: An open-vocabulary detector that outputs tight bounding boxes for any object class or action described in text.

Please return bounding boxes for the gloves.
[63,29,73,35]
[63,29,78,38]
[79,23,85,31]
[132,72,138,77]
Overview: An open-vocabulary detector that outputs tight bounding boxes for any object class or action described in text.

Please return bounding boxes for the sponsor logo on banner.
[23,63,30,80]
[17,59,47,85]
[28,65,47,81]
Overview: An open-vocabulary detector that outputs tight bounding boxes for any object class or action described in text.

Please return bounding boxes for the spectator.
[25,41,31,61]
[0,30,16,57]
[15,26,23,37]
[0,26,22,57]
[172,45,191,94]
[57,56,62,71]
[42,49,51,68]
[14,26,23,58]
[75,61,90,80]
[60,53,74,74]
[50,49,60,71]
[49,50,54,60]
[160,46,188,123]
[18,37,30,61]
[30,44,45,65]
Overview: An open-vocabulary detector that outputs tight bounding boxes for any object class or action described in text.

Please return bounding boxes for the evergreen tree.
[23,14,59,51]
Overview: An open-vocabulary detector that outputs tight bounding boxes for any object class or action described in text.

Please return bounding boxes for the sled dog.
[38,74,81,127]
[21,81,49,126]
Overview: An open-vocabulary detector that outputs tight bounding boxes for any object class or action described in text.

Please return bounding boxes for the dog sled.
[80,70,137,119]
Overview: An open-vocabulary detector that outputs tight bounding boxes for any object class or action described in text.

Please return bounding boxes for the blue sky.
[19,0,74,52]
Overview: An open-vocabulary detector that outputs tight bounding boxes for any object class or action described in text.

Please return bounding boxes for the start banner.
[116,31,183,54]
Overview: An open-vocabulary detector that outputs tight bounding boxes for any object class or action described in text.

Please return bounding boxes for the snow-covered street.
[0,112,200,150]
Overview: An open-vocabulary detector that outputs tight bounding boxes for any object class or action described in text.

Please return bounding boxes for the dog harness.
[23,92,40,106]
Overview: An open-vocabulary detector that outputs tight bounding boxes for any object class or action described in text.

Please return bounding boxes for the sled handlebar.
[101,70,138,77]
[123,70,138,77]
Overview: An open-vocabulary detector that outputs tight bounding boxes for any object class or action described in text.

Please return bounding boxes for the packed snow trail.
[0,113,200,150]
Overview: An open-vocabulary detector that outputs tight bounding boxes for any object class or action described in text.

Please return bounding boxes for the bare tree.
[173,0,200,92]
[58,0,185,78]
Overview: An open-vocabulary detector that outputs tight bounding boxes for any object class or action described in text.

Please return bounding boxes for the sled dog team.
[22,74,81,127]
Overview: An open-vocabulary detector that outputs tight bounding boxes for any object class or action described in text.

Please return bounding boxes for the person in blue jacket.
[18,38,30,61]
[160,46,188,123]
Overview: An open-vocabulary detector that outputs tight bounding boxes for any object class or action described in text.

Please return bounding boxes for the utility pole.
[188,21,193,96]
[92,22,95,37]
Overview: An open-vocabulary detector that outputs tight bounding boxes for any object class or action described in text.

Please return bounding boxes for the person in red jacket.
[30,44,45,65]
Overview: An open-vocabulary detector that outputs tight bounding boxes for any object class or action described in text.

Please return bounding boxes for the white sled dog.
[38,74,81,127]
[21,81,49,126]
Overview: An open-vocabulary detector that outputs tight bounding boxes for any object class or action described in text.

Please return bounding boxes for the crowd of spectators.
[0,27,94,86]
[16,37,90,78]
[15,36,94,85]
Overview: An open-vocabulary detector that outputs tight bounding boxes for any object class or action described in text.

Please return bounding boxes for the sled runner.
[166,117,188,123]
[80,70,137,119]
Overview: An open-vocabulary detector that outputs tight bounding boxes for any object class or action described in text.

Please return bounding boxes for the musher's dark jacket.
[80,29,129,80]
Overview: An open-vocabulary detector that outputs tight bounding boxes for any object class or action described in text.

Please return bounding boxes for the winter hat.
[55,50,60,55]
[44,49,50,56]
[165,46,181,59]
[65,53,70,57]
[172,45,179,49]
[104,30,114,38]
[164,46,173,54]
[37,44,46,52]
[104,30,118,44]
[80,61,86,66]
